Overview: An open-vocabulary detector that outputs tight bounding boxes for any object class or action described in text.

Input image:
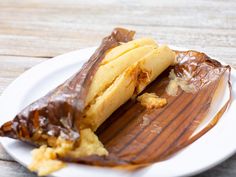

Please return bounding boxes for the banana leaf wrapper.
[0,29,231,169]
[0,28,135,146]
[64,50,231,168]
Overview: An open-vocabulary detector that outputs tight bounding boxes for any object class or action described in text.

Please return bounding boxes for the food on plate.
[28,128,108,176]
[0,28,231,176]
[137,93,167,109]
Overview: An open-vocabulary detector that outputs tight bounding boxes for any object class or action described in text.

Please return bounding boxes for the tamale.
[0,28,231,174]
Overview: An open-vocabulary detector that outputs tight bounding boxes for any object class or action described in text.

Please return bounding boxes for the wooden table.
[0,0,235,176]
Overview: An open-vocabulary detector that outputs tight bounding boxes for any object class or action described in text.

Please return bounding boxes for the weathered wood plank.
[0,144,13,161]
[0,56,47,93]
[0,27,235,58]
[0,160,37,177]
[0,0,235,29]
[195,154,236,177]
[0,0,235,57]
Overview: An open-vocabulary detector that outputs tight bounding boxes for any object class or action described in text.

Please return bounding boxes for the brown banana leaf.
[64,50,231,167]
[0,28,231,168]
[0,28,135,146]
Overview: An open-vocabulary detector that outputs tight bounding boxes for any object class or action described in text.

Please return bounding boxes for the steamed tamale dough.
[82,45,175,131]
[137,93,167,109]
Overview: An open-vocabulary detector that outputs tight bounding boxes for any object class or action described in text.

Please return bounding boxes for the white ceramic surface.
[0,47,235,177]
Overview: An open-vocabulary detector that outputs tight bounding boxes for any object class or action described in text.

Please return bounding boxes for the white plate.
[0,47,235,177]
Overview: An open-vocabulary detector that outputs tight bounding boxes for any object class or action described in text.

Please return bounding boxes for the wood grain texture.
[0,0,235,176]
[0,0,235,57]
[195,155,236,177]
[0,144,13,161]
[0,161,37,177]
[0,56,46,93]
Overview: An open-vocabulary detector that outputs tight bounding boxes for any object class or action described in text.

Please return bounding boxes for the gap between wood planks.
[0,54,51,59]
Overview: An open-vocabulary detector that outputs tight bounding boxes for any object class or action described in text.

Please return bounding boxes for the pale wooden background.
[0,0,235,176]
